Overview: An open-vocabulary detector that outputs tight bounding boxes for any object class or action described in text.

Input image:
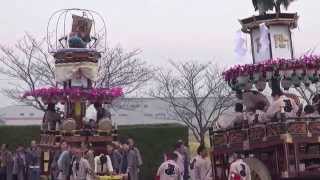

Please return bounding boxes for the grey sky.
[0,0,319,106]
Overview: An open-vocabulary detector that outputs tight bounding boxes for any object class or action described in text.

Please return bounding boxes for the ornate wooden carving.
[287,122,307,134]
[62,136,86,143]
[213,133,227,146]
[54,50,100,63]
[267,123,286,137]
[249,127,265,141]
[229,130,246,144]
[309,122,320,134]
[88,136,112,142]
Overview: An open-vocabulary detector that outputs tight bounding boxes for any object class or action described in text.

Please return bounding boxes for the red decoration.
[22,87,123,104]
[223,55,320,82]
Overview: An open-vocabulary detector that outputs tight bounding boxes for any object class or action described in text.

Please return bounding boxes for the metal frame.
[46,8,107,53]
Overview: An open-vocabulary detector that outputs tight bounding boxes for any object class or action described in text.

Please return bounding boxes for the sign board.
[251,25,294,64]
[71,15,93,43]
[269,25,293,60]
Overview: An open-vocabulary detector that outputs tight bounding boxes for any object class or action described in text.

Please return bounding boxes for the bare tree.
[0,34,55,111]
[95,47,153,94]
[0,33,153,111]
[151,61,234,145]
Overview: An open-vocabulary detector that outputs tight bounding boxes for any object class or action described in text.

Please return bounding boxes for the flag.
[259,23,270,54]
[234,30,247,61]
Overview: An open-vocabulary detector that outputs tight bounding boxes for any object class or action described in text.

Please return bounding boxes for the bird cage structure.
[47,8,107,52]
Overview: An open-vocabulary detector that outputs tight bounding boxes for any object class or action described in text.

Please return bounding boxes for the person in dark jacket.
[43,103,61,131]
[119,142,129,174]
[0,144,13,180]
[26,140,41,180]
[94,103,111,123]
[50,142,62,180]
[106,143,122,174]
[57,141,72,180]
[12,145,26,180]
[178,140,190,180]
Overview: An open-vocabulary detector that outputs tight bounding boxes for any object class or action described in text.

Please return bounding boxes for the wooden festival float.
[209,9,320,180]
[22,9,123,179]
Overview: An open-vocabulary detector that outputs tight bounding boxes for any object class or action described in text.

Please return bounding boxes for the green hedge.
[0,124,188,180]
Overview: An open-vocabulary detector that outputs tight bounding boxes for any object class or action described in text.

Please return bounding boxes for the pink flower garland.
[223,55,320,81]
[23,87,123,104]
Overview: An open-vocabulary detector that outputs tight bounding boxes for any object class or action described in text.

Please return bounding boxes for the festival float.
[23,9,124,179]
[209,1,320,180]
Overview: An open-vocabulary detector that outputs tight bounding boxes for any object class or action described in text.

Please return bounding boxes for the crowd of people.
[53,137,142,180]
[0,137,143,180]
[1,138,254,180]
[0,141,41,180]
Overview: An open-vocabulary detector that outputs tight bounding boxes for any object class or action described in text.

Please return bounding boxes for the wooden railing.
[209,117,320,148]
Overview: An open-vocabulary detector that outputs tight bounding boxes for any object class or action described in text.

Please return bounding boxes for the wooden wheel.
[244,157,272,180]
[251,170,263,180]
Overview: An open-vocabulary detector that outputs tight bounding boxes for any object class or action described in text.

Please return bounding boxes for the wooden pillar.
[41,150,50,175]
[212,154,217,180]
[208,128,217,180]
[275,147,280,175]
[294,143,300,176]
[223,154,228,180]
[283,143,290,177]
[74,101,83,129]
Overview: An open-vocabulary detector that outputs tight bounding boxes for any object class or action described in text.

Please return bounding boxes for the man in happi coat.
[156,152,181,180]
[228,154,251,180]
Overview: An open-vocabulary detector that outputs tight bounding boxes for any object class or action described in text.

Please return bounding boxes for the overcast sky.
[0,0,319,106]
